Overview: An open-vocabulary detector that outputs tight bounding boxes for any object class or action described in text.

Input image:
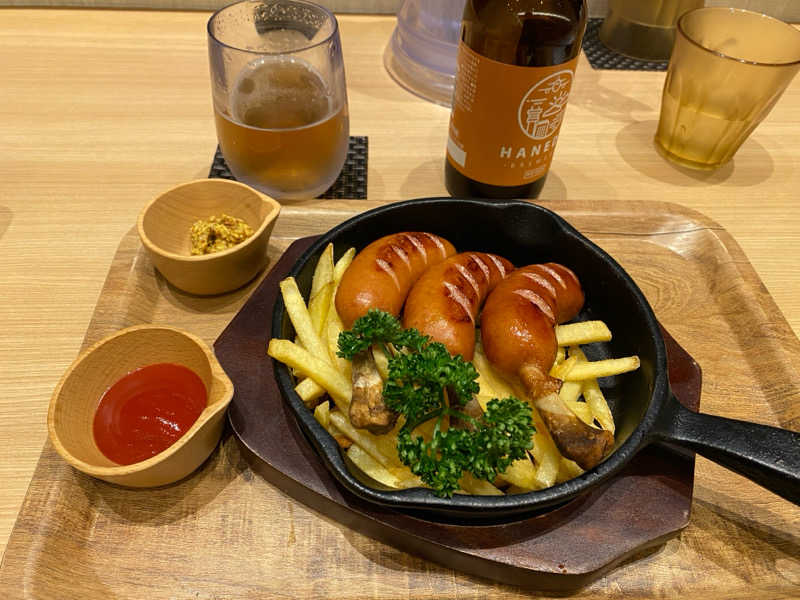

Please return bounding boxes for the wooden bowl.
[137,179,281,295]
[47,324,234,487]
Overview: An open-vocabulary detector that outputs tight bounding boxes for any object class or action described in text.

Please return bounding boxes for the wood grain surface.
[0,9,798,597]
[0,201,798,598]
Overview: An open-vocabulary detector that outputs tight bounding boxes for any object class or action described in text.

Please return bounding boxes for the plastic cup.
[654,7,800,170]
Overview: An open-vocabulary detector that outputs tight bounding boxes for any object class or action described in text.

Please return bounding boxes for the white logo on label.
[518,70,573,140]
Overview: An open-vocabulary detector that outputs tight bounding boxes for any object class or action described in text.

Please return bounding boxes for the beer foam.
[231,55,333,130]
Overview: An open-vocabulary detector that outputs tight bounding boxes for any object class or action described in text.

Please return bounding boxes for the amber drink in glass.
[654,8,800,170]
[208,0,349,199]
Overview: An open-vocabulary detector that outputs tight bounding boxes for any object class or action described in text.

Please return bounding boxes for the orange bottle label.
[447,42,580,187]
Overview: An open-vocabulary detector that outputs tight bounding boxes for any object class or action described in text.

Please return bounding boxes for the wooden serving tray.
[1,200,798,599]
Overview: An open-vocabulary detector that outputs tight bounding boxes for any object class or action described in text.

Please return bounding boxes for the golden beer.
[444,0,587,200]
[655,90,753,170]
[215,57,349,198]
[207,0,349,200]
[655,8,800,170]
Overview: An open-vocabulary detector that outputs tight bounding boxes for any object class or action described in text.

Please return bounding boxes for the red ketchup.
[93,363,207,465]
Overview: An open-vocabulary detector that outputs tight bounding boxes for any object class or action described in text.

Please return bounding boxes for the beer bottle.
[445,0,587,199]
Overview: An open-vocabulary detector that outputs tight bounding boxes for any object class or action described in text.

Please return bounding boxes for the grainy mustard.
[190,214,254,255]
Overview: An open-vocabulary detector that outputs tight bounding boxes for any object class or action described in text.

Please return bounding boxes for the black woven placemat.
[583,18,668,72]
[209,135,368,199]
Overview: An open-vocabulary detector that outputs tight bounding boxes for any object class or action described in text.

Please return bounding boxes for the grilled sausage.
[481,263,613,469]
[403,252,513,361]
[481,263,583,383]
[335,232,456,329]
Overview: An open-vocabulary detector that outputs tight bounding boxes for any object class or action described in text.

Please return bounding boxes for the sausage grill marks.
[336,234,613,469]
[335,232,456,433]
[403,252,514,361]
[481,263,614,470]
[481,263,584,387]
[335,232,457,330]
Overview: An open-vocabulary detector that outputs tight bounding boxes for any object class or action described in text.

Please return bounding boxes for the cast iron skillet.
[271,198,800,519]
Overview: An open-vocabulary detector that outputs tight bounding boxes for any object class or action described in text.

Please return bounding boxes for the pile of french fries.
[268,244,640,495]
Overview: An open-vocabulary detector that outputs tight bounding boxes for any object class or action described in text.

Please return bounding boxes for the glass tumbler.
[208,0,349,200]
[654,8,800,170]
[599,0,704,62]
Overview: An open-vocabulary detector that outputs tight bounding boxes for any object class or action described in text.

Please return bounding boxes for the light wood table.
[0,8,798,593]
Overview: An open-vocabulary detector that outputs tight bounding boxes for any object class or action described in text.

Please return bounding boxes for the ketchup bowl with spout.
[48,324,234,488]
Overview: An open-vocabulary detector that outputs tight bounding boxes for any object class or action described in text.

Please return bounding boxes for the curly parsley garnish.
[338,310,534,498]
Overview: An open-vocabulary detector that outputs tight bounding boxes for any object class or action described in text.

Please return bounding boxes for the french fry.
[474,394,539,489]
[476,344,561,490]
[583,379,614,433]
[308,280,334,337]
[308,244,335,335]
[313,399,330,428]
[558,379,582,404]
[556,321,612,346]
[295,277,338,406]
[346,444,403,488]
[346,445,421,490]
[570,345,615,433]
[559,379,594,426]
[531,429,560,489]
[549,354,578,380]
[279,277,330,363]
[391,469,425,489]
[507,381,561,490]
[267,339,351,411]
[296,377,327,407]
[292,331,340,408]
[497,456,538,490]
[320,267,351,375]
[475,374,497,399]
[554,345,566,366]
[473,341,517,399]
[310,243,334,298]
[326,419,343,438]
[458,472,504,496]
[556,457,584,483]
[329,411,402,468]
[324,310,351,379]
[563,399,594,426]
[561,356,640,381]
[559,377,590,422]
[333,247,356,283]
[371,344,390,381]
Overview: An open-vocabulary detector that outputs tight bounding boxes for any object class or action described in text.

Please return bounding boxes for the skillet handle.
[651,396,800,504]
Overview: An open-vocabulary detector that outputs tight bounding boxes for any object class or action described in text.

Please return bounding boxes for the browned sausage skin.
[481,263,613,470]
[335,232,456,329]
[403,252,514,361]
[481,263,583,382]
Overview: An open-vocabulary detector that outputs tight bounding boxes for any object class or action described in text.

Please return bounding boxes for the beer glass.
[655,8,800,170]
[208,0,349,200]
[599,0,703,62]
